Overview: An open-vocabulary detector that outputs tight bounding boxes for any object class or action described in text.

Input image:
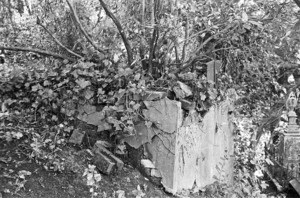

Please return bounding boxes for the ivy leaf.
[260,181,269,190]
[66,109,75,116]
[97,88,105,95]
[31,84,43,92]
[113,53,120,62]
[134,73,141,81]
[199,92,206,101]
[133,103,141,110]
[208,88,217,100]
[83,104,97,114]
[48,71,58,77]
[12,131,23,139]
[85,89,94,100]
[97,121,112,132]
[43,80,51,86]
[76,79,91,89]
[145,121,152,128]
[124,68,133,76]
[52,115,58,121]
[241,12,248,22]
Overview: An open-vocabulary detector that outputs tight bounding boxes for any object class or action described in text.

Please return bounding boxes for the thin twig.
[148,0,159,74]
[139,0,146,66]
[37,17,83,59]
[149,26,158,74]
[174,45,179,63]
[66,0,106,54]
[0,46,76,62]
[196,24,236,54]
[175,55,211,74]
[175,24,238,74]
[212,47,236,52]
[181,17,189,62]
[98,0,133,66]
[178,27,211,46]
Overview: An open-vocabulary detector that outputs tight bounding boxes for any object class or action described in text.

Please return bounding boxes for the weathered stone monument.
[123,91,235,194]
[284,92,300,184]
[69,82,236,194]
[268,91,300,194]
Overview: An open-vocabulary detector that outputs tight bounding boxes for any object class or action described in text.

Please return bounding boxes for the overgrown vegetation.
[1,0,300,197]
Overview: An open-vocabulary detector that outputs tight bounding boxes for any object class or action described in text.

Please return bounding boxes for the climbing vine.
[1,0,300,196]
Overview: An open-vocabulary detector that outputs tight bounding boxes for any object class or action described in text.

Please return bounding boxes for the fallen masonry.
[67,84,236,194]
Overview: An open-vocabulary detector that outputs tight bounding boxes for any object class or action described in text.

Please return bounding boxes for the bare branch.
[139,0,146,64]
[99,0,133,66]
[175,55,211,74]
[174,45,179,63]
[178,27,211,47]
[148,0,159,74]
[197,24,236,54]
[0,46,76,62]
[37,17,83,59]
[141,0,145,29]
[148,27,159,74]
[66,0,106,54]
[181,18,189,62]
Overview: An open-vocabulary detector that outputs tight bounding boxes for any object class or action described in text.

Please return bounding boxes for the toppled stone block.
[93,152,115,175]
[93,142,124,170]
[69,129,85,145]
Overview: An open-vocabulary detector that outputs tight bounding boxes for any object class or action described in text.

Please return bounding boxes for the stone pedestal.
[283,134,300,182]
[283,110,300,183]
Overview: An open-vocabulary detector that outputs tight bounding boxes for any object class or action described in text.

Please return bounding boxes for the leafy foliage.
[1,0,300,196]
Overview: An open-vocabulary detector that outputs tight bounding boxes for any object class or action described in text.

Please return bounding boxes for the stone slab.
[93,142,124,170]
[93,151,115,175]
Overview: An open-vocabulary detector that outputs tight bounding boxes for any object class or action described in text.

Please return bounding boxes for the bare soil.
[0,140,172,198]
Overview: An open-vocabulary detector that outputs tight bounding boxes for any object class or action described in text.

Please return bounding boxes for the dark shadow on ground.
[0,140,172,198]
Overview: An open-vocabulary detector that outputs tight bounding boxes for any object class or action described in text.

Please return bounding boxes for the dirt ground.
[0,139,174,198]
[1,134,296,198]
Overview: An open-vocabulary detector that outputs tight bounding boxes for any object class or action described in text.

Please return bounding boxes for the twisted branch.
[98,0,133,66]
[0,46,76,62]
[66,0,106,54]
[37,17,83,59]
